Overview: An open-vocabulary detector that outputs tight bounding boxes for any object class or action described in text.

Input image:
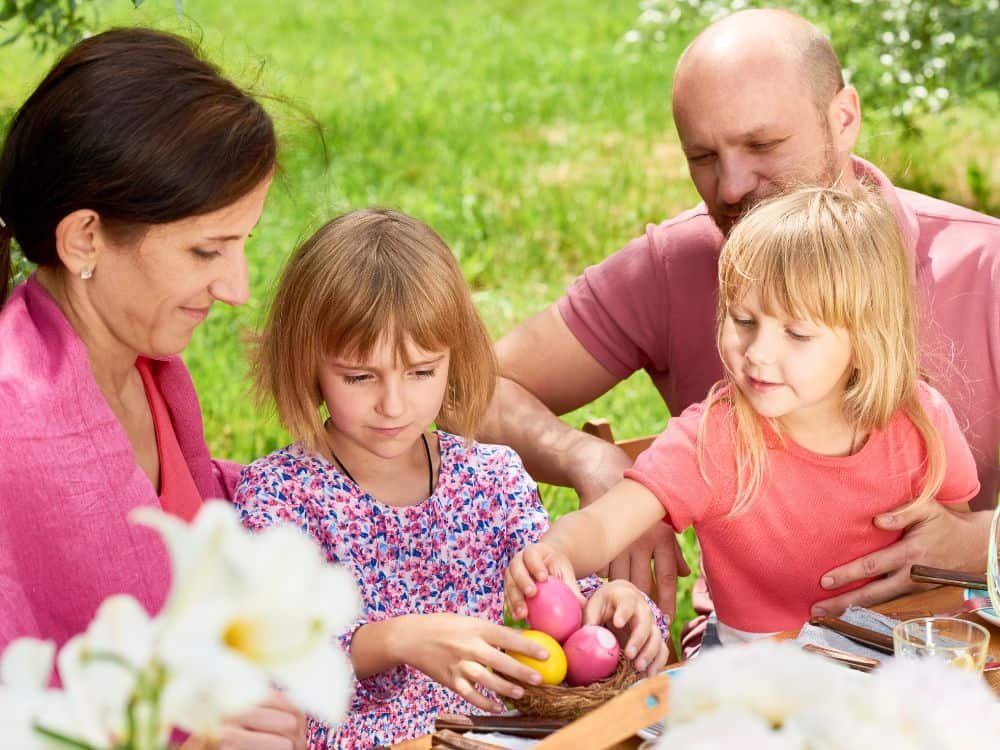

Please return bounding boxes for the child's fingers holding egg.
[452,672,505,713]
[621,602,652,661]
[645,638,670,676]
[492,623,550,662]
[459,659,526,706]
[521,544,555,586]
[504,558,534,620]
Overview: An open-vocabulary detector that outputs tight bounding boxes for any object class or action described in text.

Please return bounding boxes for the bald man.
[480,9,999,630]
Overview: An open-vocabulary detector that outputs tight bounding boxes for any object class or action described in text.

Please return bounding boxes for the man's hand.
[603,523,689,624]
[811,500,988,617]
[566,441,689,623]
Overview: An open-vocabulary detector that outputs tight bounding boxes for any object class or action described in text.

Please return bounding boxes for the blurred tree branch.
[0,0,184,52]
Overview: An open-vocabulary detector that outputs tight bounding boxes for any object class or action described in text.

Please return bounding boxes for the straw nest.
[505,652,640,721]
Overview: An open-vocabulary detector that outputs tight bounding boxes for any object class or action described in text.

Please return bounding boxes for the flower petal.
[269,646,354,726]
[1,639,54,691]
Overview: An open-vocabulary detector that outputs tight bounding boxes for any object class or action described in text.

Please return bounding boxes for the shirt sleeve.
[232,460,310,533]
[211,459,243,501]
[917,383,981,504]
[557,228,670,379]
[624,400,734,530]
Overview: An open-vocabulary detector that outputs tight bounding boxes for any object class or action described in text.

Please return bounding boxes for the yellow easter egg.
[508,629,568,685]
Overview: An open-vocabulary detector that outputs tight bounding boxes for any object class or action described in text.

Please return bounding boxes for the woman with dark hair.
[0,28,304,749]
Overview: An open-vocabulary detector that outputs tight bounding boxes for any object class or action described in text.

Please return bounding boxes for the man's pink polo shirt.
[559,158,1000,509]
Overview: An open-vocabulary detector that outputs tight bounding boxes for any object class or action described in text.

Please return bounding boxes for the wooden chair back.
[582,418,655,461]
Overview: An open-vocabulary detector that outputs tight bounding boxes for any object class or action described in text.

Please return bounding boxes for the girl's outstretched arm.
[506,479,666,619]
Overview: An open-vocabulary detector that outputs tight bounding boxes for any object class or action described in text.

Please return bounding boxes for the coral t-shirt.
[559,158,1000,509]
[624,382,979,635]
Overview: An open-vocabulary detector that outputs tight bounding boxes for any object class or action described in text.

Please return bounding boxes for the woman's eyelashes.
[192,247,222,260]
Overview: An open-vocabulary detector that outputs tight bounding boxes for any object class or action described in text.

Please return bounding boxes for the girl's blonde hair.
[700,185,945,515]
[252,208,498,453]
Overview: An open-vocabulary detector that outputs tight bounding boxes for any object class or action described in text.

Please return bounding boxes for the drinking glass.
[892,616,990,672]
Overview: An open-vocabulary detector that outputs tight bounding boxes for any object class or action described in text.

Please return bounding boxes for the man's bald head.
[674,9,844,114]
[668,9,861,235]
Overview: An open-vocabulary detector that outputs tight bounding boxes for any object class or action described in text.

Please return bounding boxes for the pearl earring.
[80,268,93,280]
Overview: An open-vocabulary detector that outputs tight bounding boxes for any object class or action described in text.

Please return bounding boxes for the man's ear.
[54,209,102,278]
[829,85,861,154]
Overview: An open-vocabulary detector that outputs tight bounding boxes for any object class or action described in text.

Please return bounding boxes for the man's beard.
[711,132,839,236]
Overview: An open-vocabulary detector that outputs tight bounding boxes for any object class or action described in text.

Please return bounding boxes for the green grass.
[2,0,996,641]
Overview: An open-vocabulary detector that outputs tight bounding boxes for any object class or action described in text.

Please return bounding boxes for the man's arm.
[480,304,633,500]
[480,304,690,618]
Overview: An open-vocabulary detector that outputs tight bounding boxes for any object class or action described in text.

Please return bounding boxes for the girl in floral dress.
[234,208,671,749]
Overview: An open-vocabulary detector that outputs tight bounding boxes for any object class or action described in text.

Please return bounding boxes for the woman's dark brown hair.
[0,27,277,305]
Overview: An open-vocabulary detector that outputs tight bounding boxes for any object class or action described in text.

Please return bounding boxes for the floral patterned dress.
[234,431,554,748]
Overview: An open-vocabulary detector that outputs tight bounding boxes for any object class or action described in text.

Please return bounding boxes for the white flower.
[1,638,55,694]
[135,502,360,733]
[866,659,1000,747]
[659,640,1000,748]
[47,596,159,749]
[0,639,62,750]
[659,707,804,748]
[669,642,853,728]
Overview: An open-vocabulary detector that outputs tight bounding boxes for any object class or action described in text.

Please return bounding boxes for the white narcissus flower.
[865,658,1000,748]
[134,501,360,733]
[658,707,805,748]
[668,642,854,728]
[659,639,1000,748]
[43,595,160,749]
[0,638,63,750]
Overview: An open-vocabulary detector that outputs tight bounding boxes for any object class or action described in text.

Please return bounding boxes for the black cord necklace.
[329,432,435,497]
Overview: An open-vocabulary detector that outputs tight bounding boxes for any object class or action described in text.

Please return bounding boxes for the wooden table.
[393,585,996,750]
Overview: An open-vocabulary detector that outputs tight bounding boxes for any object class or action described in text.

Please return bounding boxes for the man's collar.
[850,155,919,272]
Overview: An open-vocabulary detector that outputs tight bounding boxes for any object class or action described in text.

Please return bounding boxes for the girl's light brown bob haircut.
[252,208,498,453]
[701,184,945,514]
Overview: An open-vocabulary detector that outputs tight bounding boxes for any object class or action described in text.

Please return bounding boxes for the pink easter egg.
[524,578,582,643]
[564,625,620,686]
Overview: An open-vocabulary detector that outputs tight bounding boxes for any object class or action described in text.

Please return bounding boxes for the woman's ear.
[54,209,101,279]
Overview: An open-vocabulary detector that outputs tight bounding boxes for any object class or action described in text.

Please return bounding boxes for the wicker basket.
[505,652,640,721]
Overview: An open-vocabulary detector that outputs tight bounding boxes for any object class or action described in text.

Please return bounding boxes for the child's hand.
[401,613,550,713]
[505,542,584,621]
[584,580,670,677]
